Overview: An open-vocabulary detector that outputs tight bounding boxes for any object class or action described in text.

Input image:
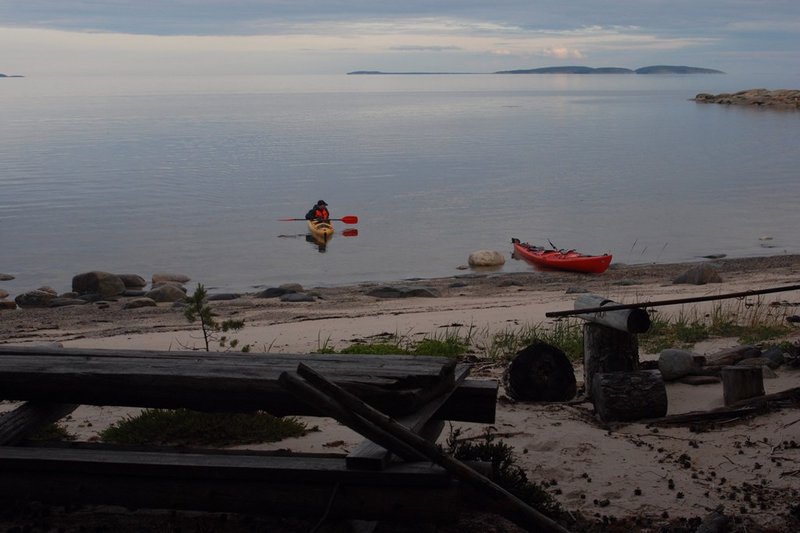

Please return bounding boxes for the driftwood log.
[645,386,800,428]
[502,343,576,402]
[703,345,760,367]
[582,323,640,399]
[591,371,668,422]
[721,365,764,406]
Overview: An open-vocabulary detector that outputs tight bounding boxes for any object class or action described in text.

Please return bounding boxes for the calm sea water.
[1,73,798,295]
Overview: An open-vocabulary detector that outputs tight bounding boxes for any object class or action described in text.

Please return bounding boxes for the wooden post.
[582,323,640,399]
[721,366,764,406]
[591,371,668,422]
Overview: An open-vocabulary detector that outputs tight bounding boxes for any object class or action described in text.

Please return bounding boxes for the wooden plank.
[0,447,459,522]
[0,346,457,374]
[0,348,458,417]
[0,348,495,422]
[346,366,470,470]
[434,379,498,423]
[0,402,79,445]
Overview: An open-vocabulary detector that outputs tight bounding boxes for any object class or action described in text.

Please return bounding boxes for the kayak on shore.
[511,238,612,274]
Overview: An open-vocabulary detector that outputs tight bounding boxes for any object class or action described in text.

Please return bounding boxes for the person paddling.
[305,200,330,222]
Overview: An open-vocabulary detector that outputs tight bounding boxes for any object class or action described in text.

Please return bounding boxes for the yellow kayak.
[307,219,334,242]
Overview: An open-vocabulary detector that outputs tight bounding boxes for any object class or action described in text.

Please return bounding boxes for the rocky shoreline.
[693,88,800,108]
[1,254,799,345]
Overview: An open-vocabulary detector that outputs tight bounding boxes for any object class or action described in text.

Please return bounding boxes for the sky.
[1,0,798,76]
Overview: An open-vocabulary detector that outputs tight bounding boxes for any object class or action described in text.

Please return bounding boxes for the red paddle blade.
[341,228,359,237]
[339,215,358,224]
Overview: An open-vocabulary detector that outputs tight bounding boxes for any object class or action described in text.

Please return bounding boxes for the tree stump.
[721,366,764,406]
[583,323,640,400]
[591,371,668,422]
[502,343,576,402]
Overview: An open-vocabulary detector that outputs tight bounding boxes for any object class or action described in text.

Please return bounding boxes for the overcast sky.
[1,0,798,76]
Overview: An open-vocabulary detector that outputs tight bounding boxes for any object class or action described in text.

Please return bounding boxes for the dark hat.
[316,200,328,206]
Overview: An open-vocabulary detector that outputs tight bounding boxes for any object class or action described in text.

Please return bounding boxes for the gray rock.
[124,297,158,309]
[72,271,126,297]
[15,288,58,308]
[151,281,187,292]
[152,272,191,285]
[0,273,15,281]
[365,286,440,299]
[449,281,469,288]
[673,264,722,285]
[145,285,187,303]
[280,292,315,302]
[0,289,8,299]
[497,279,523,287]
[208,293,241,301]
[762,347,785,366]
[279,283,304,292]
[255,287,293,298]
[117,273,147,289]
[49,297,89,307]
[468,250,506,267]
[0,301,17,310]
[658,349,699,380]
[123,289,147,297]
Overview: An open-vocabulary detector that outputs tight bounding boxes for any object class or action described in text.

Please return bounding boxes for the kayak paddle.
[278,215,359,224]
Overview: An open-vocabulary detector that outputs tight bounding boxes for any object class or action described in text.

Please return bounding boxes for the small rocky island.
[495,65,723,75]
[693,89,800,109]
[348,65,723,75]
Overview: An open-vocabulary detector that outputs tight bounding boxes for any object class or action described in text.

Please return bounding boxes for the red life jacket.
[315,207,329,220]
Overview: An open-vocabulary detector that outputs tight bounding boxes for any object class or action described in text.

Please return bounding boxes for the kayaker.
[305,200,330,222]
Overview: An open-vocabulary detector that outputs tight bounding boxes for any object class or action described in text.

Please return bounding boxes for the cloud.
[541,47,585,59]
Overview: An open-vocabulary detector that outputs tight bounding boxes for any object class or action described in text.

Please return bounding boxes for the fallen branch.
[644,387,800,429]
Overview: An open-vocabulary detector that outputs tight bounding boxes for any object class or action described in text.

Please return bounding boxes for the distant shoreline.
[348,65,724,75]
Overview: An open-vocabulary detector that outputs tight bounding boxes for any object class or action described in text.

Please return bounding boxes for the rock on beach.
[468,250,506,267]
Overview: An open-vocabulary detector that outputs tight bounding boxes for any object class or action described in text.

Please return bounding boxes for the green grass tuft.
[100,409,311,447]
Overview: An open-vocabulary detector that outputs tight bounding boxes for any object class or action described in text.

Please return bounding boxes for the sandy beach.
[1,254,799,531]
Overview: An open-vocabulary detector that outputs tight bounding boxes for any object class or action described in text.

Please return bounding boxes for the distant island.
[348,65,724,75]
[0,73,24,78]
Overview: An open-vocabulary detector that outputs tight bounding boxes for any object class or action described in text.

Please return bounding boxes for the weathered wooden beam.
[0,347,497,422]
[0,447,459,522]
[283,363,572,533]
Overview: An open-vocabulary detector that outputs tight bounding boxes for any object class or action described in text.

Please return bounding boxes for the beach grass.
[100,409,312,447]
[321,297,796,363]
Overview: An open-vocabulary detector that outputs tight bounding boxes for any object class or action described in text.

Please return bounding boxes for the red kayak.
[512,238,612,274]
